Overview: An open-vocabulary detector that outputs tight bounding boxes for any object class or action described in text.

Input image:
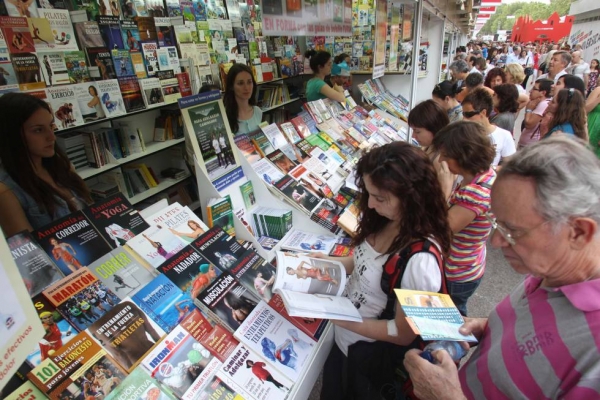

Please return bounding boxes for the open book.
[395,289,478,342]
[273,251,362,322]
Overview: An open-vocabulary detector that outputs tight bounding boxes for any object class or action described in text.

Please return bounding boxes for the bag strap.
[378,239,446,321]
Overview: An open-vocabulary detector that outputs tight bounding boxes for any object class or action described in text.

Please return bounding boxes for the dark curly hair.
[493,83,519,113]
[484,67,506,88]
[432,121,495,176]
[352,142,451,256]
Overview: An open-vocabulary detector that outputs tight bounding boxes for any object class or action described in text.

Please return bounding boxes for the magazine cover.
[273,251,346,296]
[117,75,146,112]
[229,249,276,303]
[83,193,149,247]
[159,246,223,300]
[130,274,197,333]
[86,46,117,79]
[38,51,70,86]
[105,367,178,400]
[216,344,292,400]
[33,211,112,275]
[42,267,121,331]
[7,231,63,297]
[40,9,78,50]
[89,247,156,298]
[27,331,127,400]
[191,227,247,269]
[126,224,186,269]
[45,85,85,129]
[234,301,316,382]
[96,78,127,117]
[87,299,166,372]
[139,325,220,399]
[146,203,209,245]
[26,294,77,367]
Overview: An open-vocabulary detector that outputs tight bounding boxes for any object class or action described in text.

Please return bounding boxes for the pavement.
[307,243,525,400]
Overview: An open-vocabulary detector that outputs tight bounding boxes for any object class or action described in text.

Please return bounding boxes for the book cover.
[64,50,90,83]
[7,231,63,297]
[273,251,345,296]
[130,274,197,333]
[83,193,149,247]
[121,18,142,51]
[87,299,166,372]
[2,1,38,17]
[38,51,70,86]
[229,249,276,303]
[4,380,47,400]
[0,55,19,93]
[156,46,179,71]
[11,53,45,91]
[154,17,175,47]
[74,21,104,48]
[176,71,192,97]
[197,272,260,332]
[27,331,127,400]
[130,51,147,78]
[146,203,209,245]
[112,48,134,77]
[279,228,337,253]
[89,247,156,298]
[45,85,86,129]
[158,246,222,300]
[159,75,181,104]
[27,17,54,51]
[1,16,36,54]
[205,196,234,237]
[216,344,292,400]
[140,77,165,107]
[233,134,261,164]
[117,75,146,112]
[126,224,186,269]
[139,325,221,399]
[190,227,247,270]
[268,294,327,341]
[40,9,78,50]
[26,293,76,367]
[234,301,316,382]
[96,78,127,117]
[141,40,159,77]
[98,15,124,50]
[33,211,112,276]
[86,46,117,79]
[273,175,320,214]
[266,149,297,174]
[41,267,121,331]
[121,0,147,18]
[251,158,284,186]
[197,375,244,399]
[239,180,256,210]
[104,367,178,400]
[180,309,238,363]
[135,16,157,41]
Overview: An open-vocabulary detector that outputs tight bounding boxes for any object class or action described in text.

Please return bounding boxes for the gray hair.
[554,50,572,67]
[497,137,600,227]
[449,60,469,74]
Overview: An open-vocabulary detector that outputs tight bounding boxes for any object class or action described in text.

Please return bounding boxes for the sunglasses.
[463,110,481,118]
[567,87,574,103]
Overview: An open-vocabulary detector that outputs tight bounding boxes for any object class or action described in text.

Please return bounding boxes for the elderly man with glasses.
[404,136,600,399]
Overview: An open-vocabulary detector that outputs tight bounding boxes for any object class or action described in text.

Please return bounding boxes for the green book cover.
[207,195,235,236]
[64,51,91,83]
[240,180,256,210]
[305,134,331,151]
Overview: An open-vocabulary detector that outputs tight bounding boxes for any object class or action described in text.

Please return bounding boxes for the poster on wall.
[569,21,600,62]
[388,3,400,72]
[262,0,352,36]
[372,0,387,78]
[402,3,413,41]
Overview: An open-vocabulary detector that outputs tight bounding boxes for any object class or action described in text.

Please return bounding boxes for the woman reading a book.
[224,64,263,135]
[0,93,92,237]
[317,141,451,399]
[304,50,347,103]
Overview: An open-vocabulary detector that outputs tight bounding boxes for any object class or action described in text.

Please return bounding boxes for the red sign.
[478,6,496,13]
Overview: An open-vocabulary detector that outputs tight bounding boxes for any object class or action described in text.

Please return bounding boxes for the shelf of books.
[261,97,301,113]
[127,173,192,204]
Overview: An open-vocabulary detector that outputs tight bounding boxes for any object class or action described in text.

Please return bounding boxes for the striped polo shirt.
[459,275,600,398]
[445,168,495,282]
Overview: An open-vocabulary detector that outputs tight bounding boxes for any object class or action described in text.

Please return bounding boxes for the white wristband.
[387,319,398,337]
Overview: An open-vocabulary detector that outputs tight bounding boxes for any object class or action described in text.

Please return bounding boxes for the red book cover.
[180,308,239,362]
[268,294,328,341]
[0,16,36,54]
[290,115,310,139]
[260,56,274,81]
[176,71,193,97]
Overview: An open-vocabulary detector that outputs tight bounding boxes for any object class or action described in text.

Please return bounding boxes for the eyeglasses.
[485,214,552,246]
[463,110,481,118]
[530,87,540,92]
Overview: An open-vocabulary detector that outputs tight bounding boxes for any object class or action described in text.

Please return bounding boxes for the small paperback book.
[117,75,146,112]
[216,343,292,400]
[41,267,121,331]
[74,21,105,48]
[39,9,78,50]
[64,50,91,83]
[45,85,85,129]
[139,324,221,399]
[73,82,105,122]
[7,231,63,297]
[38,51,70,86]
[145,202,210,245]
[86,47,117,79]
[158,245,223,301]
[11,53,45,91]
[130,273,197,333]
[104,367,178,400]
[181,309,239,363]
[27,18,55,51]
[273,251,361,322]
[140,77,165,107]
[83,192,149,247]
[126,225,186,269]
[228,249,277,303]
[88,247,156,299]
[96,78,127,117]
[27,330,127,400]
[112,49,134,77]
[394,289,479,342]
[190,226,248,270]
[33,211,112,276]
[273,174,320,214]
[234,301,316,382]
[87,298,166,372]
[98,15,125,50]
[141,40,160,77]
[205,196,235,237]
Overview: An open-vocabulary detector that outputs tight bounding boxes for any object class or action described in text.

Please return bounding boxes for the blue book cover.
[98,15,125,50]
[112,49,135,77]
[130,273,197,333]
[120,18,142,51]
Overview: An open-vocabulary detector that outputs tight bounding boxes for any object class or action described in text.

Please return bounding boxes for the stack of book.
[251,207,293,240]
[122,163,160,196]
[55,131,89,170]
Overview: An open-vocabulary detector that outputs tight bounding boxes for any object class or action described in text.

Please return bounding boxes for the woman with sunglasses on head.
[433,121,496,316]
[319,142,451,399]
[545,88,587,140]
[431,80,463,123]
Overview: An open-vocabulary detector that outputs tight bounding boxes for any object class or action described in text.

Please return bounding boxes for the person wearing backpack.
[318,142,452,399]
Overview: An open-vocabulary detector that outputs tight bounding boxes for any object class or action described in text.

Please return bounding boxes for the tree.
[479,0,574,35]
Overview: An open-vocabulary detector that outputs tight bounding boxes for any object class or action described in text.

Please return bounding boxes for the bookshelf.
[127,174,192,205]
[261,97,301,113]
